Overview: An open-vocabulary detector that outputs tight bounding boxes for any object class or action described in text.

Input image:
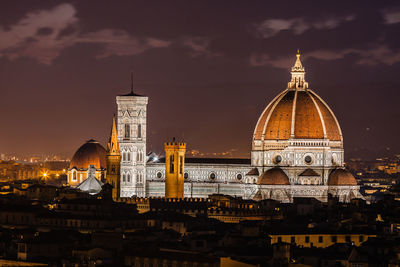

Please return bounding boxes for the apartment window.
[278,237,282,243]
[18,244,26,253]
[346,236,351,243]
[359,235,364,242]
[331,236,337,243]
[291,236,295,243]
[124,124,130,138]
[318,236,323,243]
[305,236,310,243]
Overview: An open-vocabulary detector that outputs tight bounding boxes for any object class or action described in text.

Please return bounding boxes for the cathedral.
[67,52,362,202]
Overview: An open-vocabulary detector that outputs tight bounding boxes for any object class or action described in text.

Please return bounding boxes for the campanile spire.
[108,115,120,155]
[288,50,308,90]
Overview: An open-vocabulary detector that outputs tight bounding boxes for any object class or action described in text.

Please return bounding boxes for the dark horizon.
[1,1,400,161]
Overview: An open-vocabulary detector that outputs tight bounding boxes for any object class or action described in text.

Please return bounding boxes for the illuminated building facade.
[251,51,362,202]
[116,77,148,197]
[140,52,361,202]
[69,52,361,202]
[106,117,121,200]
[164,140,186,198]
[67,139,106,186]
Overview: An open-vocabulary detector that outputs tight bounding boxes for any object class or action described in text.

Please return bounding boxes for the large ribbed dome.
[253,52,342,144]
[254,89,342,141]
[69,139,106,170]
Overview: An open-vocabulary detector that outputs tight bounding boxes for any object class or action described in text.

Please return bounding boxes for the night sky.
[1,1,400,160]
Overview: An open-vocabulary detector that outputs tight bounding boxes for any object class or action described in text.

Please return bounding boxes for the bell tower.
[116,74,148,197]
[164,138,186,198]
[106,116,121,200]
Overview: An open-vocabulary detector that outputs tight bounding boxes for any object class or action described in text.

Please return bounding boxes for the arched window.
[137,124,142,138]
[137,150,143,162]
[179,156,183,174]
[170,155,174,173]
[127,152,131,161]
[72,171,77,181]
[124,124,130,138]
[122,174,126,182]
[127,173,131,182]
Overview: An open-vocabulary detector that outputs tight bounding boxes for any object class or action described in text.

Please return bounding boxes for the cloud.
[0,4,170,64]
[250,45,400,68]
[182,37,217,57]
[255,15,355,38]
[249,54,292,68]
[382,9,400,24]
[79,30,171,59]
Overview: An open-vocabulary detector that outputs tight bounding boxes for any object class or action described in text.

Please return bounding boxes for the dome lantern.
[288,50,308,90]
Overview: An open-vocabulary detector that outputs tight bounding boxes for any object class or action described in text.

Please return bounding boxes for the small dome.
[69,139,106,170]
[246,168,260,176]
[328,169,357,186]
[258,167,290,185]
[77,165,104,195]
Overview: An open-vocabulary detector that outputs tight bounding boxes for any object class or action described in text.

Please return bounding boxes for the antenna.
[130,72,134,93]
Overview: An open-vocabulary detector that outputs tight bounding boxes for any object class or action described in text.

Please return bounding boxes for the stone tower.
[116,75,148,197]
[164,139,186,198]
[106,116,121,201]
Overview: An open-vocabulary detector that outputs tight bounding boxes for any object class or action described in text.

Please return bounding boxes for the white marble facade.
[115,53,362,202]
[117,92,148,197]
[145,161,257,199]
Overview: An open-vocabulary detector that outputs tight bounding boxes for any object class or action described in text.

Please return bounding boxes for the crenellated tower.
[164,138,186,198]
[106,116,121,200]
